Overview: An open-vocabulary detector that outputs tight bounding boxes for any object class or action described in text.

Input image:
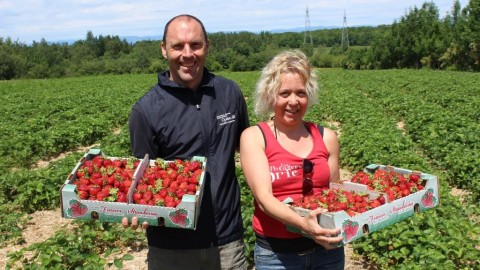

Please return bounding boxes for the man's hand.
[122,217,149,230]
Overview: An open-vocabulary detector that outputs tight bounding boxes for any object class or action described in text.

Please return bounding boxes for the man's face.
[161,18,209,90]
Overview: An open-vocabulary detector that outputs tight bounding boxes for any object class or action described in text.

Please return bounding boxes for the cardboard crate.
[287,164,439,245]
[60,149,207,229]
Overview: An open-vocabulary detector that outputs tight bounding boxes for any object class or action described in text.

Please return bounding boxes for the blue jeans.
[254,243,345,270]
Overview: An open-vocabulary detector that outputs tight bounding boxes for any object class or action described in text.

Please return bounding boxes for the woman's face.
[274,72,308,125]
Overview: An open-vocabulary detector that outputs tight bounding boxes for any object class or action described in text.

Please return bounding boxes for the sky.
[0,0,470,44]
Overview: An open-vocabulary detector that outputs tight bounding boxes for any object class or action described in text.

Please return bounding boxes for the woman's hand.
[303,208,343,249]
[121,217,149,230]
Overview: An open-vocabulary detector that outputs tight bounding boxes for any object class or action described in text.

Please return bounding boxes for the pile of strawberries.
[292,188,386,217]
[291,169,426,217]
[132,159,203,207]
[72,155,140,202]
[349,169,424,201]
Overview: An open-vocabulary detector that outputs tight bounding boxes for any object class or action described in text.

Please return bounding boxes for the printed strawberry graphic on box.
[342,219,360,242]
[421,188,437,208]
[169,208,191,228]
[67,199,88,217]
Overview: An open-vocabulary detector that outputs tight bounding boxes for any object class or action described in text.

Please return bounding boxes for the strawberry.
[369,199,381,209]
[143,190,154,201]
[88,185,101,197]
[154,196,165,206]
[409,173,420,183]
[187,160,201,172]
[378,196,386,205]
[112,159,123,168]
[401,188,411,197]
[133,192,143,203]
[117,192,127,203]
[187,183,197,192]
[78,190,89,200]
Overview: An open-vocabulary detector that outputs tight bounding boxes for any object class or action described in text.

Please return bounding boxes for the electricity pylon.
[304,6,313,45]
[341,9,350,50]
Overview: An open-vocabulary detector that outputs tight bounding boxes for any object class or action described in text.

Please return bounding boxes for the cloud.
[0,0,469,44]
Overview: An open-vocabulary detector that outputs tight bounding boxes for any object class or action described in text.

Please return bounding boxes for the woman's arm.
[322,127,340,183]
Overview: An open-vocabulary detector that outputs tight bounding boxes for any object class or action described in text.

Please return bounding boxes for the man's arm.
[235,85,250,152]
[129,104,157,158]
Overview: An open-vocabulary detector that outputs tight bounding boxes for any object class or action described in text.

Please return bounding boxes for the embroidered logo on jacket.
[216,113,236,126]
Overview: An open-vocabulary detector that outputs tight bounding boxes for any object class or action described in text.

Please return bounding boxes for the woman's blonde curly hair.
[254,49,318,118]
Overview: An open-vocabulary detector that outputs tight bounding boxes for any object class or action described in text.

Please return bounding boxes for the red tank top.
[252,121,331,238]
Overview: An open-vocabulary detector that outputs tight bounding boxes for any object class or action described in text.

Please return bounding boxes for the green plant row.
[2,70,479,269]
[334,69,480,199]
[315,69,480,268]
[6,221,145,270]
[0,121,135,248]
[3,125,148,269]
[0,74,154,174]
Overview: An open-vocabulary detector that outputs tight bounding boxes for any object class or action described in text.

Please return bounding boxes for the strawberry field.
[1,69,479,269]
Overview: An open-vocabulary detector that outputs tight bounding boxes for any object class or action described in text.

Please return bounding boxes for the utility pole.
[341,9,350,50]
[304,6,313,45]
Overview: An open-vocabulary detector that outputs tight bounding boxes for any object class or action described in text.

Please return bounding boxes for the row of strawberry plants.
[314,69,479,268]
[0,125,133,246]
[0,74,253,267]
[3,124,148,269]
[0,74,153,174]
[2,70,478,269]
[340,70,480,200]
[6,221,145,269]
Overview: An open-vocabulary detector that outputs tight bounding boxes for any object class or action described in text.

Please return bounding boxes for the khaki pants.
[147,239,247,270]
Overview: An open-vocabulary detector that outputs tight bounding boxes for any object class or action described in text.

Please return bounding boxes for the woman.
[240,50,345,269]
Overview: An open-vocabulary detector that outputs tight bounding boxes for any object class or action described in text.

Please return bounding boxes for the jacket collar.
[157,67,215,90]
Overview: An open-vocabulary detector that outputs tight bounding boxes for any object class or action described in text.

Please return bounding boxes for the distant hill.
[118,25,341,44]
[51,25,345,44]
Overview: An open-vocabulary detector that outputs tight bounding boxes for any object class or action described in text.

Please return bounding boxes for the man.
[123,14,250,269]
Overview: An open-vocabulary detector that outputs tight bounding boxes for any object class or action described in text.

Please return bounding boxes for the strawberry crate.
[286,164,439,245]
[60,148,207,229]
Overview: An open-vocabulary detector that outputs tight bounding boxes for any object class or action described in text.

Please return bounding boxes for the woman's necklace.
[273,119,308,140]
[274,122,278,140]
[271,116,279,140]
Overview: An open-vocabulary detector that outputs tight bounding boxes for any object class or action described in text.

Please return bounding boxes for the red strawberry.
[117,192,127,203]
[187,161,201,172]
[112,159,123,168]
[133,192,143,203]
[78,190,89,200]
[409,173,420,183]
[143,190,153,201]
[378,196,386,205]
[88,185,101,197]
[187,183,197,192]
[369,199,381,209]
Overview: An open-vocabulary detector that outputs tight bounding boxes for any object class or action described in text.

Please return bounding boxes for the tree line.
[0,0,478,80]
